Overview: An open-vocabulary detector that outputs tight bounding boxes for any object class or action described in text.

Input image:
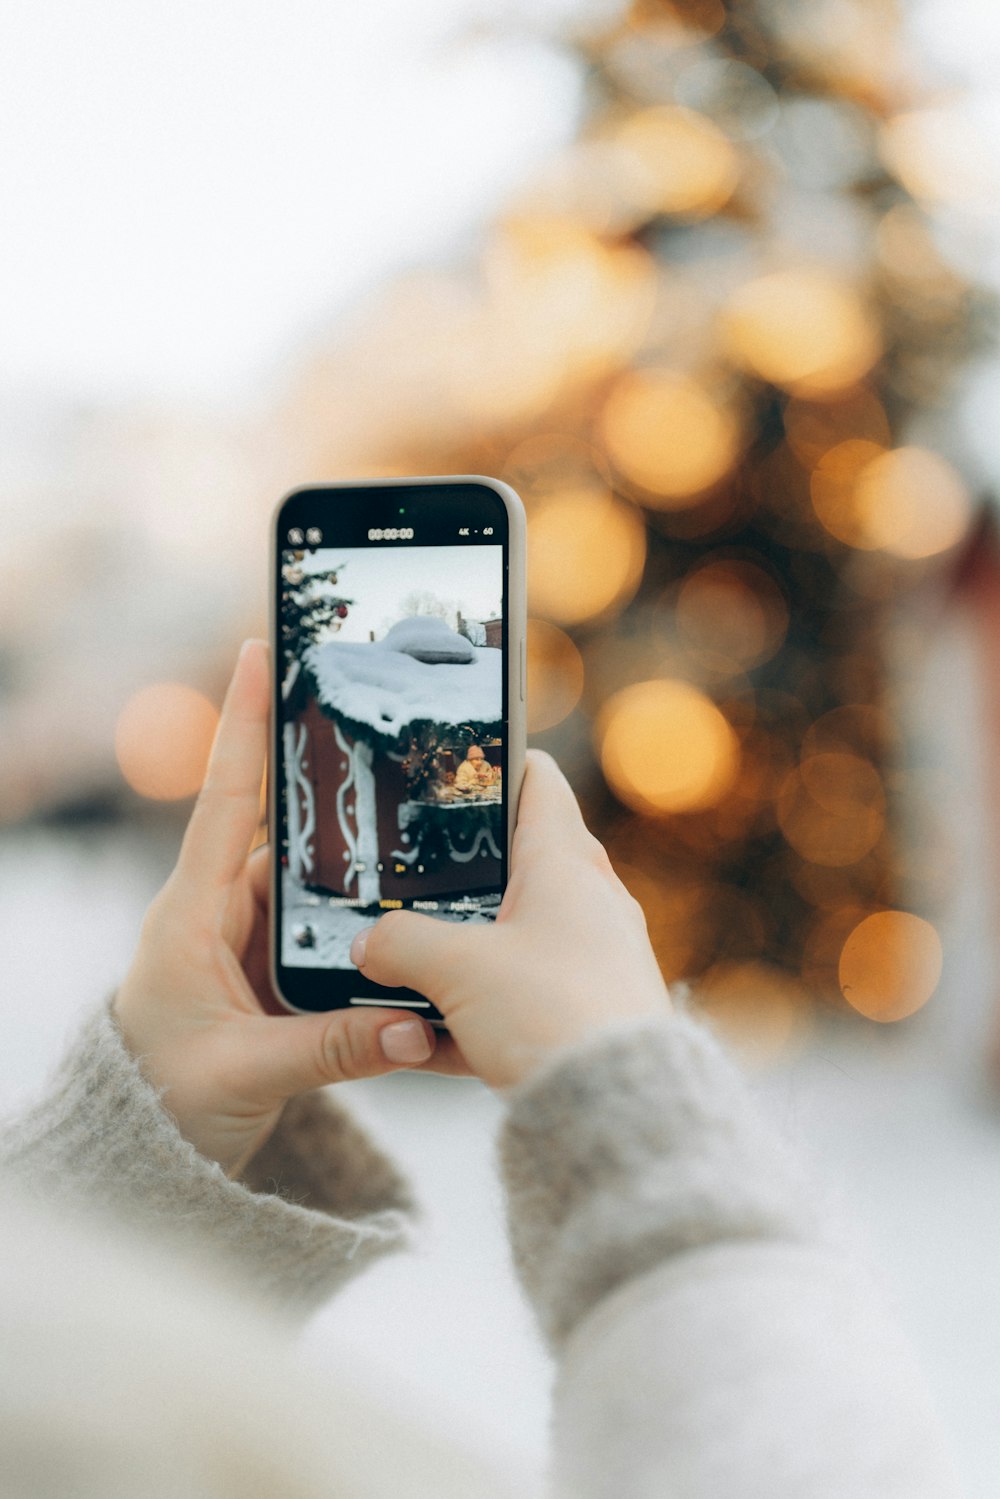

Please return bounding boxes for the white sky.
[0,0,997,409]
[0,0,581,408]
[300,544,502,641]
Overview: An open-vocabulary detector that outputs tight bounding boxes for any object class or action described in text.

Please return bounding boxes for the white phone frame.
[268,474,527,1015]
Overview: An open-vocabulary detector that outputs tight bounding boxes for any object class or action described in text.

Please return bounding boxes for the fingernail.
[350,928,369,968]
[379,1019,433,1064]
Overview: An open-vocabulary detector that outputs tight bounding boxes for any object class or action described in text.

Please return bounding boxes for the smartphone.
[269,475,526,1021]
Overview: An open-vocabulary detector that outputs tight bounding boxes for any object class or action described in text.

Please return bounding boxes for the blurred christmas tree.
[290,0,992,1043]
[280,554,353,680]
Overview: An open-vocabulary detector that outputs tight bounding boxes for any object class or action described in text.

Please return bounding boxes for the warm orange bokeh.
[810,438,887,549]
[600,369,741,503]
[115,683,219,801]
[777,751,885,867]
[801,703,886,761]
[876,204,963,301]
[838,910,943,1021]
[694,960,813,1067]
[801,905,874,993]
[527,487,646,626]
[525,618,585,733]
[811,441,972,558]
[854,446,972,560]
[520,102,738,236]
[613,863,717,980]
[783,387,891,468]
[881,109,997,210]
[610,105,740,222]
[723,270,881,395]
[597,678,740,816]
[676,559,789,672]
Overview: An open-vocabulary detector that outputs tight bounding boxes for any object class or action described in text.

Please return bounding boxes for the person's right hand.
[350,750,671,1089]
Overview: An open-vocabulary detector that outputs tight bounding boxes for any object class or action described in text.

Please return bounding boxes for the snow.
[281,869,500,969]
[382,616,474,663]
[281,875,373,968]
[307,619,502,739]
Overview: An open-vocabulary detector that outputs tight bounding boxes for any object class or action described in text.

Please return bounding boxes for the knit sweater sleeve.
[499,1010,959,1498]
[0,1003,414,1318]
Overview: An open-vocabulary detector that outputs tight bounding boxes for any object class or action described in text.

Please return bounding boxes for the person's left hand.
[114,640,438,1179]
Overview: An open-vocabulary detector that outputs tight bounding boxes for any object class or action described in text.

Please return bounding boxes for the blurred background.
[4,0,1000,1490]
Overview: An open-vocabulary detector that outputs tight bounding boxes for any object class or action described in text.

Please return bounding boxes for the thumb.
[237,1006,437,1097]
[351,907,476,1000]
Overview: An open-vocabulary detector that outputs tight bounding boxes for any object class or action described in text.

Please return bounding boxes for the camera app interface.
[280,532,505,969]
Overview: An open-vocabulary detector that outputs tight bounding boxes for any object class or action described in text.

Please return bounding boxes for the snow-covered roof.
[306,617,502,739]
[380,615,474,663]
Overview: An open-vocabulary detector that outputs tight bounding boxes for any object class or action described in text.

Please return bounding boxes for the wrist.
[470,990,671,1092]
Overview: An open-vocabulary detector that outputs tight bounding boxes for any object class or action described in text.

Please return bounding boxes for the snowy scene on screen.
[279,544,505,969]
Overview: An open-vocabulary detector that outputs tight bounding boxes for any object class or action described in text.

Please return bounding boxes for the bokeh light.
[802,904,874,994]
[674,58,780,142]
[776,751,885,866]
[115,683,219,801]
[838,910,943,1021]
[600,369,741,503]
[876,204,963,301]
[811,441,973,558]
[676,559,789,672]
[525,618,585,733]
[801,703,887,761]
[810,439,887,549]
[519,104,740,237]
[610,105,740,221]
[880,109,998,210]
[527,486,646,626]
[597,678,739,816]
[767,0,900,95]
[6,0,983,1071]
[854,447,972,560]
[783,387,891,467]
[723,269,881,395]
[614,862,716,980]
[695,961,813,1067]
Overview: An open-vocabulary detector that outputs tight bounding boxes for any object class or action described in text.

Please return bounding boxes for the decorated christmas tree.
[280,554,354,680]
[290,0,988,1038]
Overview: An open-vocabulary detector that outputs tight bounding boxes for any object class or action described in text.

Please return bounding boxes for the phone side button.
[520,636,526,701]
[349,997,432,1008]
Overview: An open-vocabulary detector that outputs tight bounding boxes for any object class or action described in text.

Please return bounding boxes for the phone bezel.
[268,474,526,1019]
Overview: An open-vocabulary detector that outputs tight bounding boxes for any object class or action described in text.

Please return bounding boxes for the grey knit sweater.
[0,1003,959,1497]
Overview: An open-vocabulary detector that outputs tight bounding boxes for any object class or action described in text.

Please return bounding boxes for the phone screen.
[273,480,513,1014]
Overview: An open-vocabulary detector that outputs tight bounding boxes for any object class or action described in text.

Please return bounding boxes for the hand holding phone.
[347,749,677,1091]
[270,476,527,1019]
[349,749,672,1090]
[113,651,665,1180]
[113,641,440,1180]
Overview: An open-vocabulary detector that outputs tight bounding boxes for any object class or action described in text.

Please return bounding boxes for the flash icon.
[306,526,322,545]
[288,527,304,545]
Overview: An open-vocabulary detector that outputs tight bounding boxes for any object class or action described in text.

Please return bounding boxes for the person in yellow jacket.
[454,744,497,794]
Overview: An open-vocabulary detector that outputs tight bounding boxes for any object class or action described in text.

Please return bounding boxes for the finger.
[412,1031,473,1077]
[509,749,589,865]
[351,908,478,1001]
[247,842,270,913]
[233,1007,439,1097]
[176,640,269,904]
